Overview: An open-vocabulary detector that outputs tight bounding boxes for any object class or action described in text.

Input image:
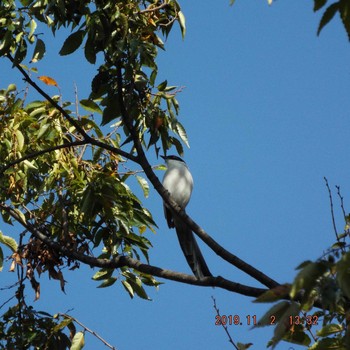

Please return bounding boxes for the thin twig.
[335,185,347,220]
[59,313,117,350]
[0,140,87,175]
[0,295,17,310]
[212,296,238,349]
[7,54,139,164]
[301,311,317,342]
[8,55,90,139]
[139,2,168,13]
[324,177,339,241]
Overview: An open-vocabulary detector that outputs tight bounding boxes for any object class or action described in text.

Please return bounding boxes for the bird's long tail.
[173,215,212,279]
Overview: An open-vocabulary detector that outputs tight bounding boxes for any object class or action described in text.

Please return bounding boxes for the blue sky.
[2,1,350,349]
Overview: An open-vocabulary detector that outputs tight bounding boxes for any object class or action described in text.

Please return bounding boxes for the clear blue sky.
[2,1,350,349]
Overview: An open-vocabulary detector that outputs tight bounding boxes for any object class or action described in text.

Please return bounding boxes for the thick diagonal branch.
[115,66,279,289]
[1,203,267,297]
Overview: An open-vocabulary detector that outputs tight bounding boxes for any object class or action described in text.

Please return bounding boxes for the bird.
[161,155,212,279]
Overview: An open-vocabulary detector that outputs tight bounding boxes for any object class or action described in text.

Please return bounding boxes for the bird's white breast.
[162,161,193,209]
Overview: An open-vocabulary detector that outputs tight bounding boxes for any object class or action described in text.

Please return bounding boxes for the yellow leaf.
[38,76,58,87]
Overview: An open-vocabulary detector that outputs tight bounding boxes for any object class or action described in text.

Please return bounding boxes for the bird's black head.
[161,155,186,163]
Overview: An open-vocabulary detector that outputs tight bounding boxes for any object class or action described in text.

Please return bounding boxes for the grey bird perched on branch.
[161,155,212,279]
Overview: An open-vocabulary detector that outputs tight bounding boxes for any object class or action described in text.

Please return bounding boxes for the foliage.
[0,0,350,349]
[0,0,187,347]
[313,0,350,40]
[0,304,72,350]
[254,211,350,349]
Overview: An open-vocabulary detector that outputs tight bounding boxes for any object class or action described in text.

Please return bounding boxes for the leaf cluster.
[0,3,192,346]
[0,0,188,155]
[314,0,350,39]
[0,0,190,302]
[0,81,160,299]
[254,218,350,349]
[0,305,71,350]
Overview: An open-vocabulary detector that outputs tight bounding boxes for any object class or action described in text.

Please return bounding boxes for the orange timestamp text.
[215,315,319,326]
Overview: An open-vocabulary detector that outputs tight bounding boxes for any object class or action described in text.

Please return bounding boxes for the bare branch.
[324,177,340,242]
[212,296,238,349]
[336,185,347,220]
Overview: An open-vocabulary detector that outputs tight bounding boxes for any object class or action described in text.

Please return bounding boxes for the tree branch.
[212,296,238,349]
[7,55,140,164]
[7,55,278,291]
[0,140,87,174]
[59,313,117,350]
[0,203,267,297]
[115,65,279,289]
[324,177,340,243]
[139,2,168,13]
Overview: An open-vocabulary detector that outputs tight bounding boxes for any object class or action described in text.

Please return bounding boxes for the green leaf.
[84,34,96,64]
[314,0,328,11]
[97,277,117,288]
[175,121,190,148]
[23,159,38,170]
[0,231,18,252]
[13,39,27,65]
[28,19,37,43]
[59,30,85,56]
[122,280,134,298]
[154,164,167,171]
[6,84,17,93]
[31,38,46,63]
[80,99,102,114]
[157,80,167,91]
[135,73,148,91]
[0,30,13,56]
[13,208,26,224]
[136,176,149,198]
[309,337,344,349]
[70,331,85,350]
[25,100,46,110]
[317,2,340,36]
[92,268,113,281]
[254,301,290,328]
[282,324,311,346]
[290,261,328,299]
[170,136,184,156]
[36,123,50,139]
[178,11,186,39]
[237,343,253,350]
[316,323,343,337]
[336,251,350,298]
[15,129,24,151]
[53,317,73,332]
[254,284,291,303]
[101,95,121,125]
[273,302,300,345]
[124,275,150,300]
[339,0,350,40]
